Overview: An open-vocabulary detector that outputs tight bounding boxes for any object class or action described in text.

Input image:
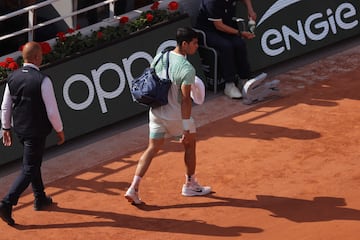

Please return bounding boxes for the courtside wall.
[0,0,359,165]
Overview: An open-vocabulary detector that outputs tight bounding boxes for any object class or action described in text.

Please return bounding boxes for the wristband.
[182,119,191,131]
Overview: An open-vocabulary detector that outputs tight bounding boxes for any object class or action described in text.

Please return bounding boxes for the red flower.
[40,42,52,55]
[146,13,154,22]
[97,31,103,39]
[119,16,129,24]
[168,1,179,11]
[75,24,81,30]
[67,28,75,34]
[56,32,66,41]
[7,61,18,70]
[151,1,160,10]
[5,57,14,63]
[0,62,7,68]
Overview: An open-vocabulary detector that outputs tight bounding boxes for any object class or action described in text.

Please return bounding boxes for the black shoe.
[34,196,53,211]
[0,201,15,226]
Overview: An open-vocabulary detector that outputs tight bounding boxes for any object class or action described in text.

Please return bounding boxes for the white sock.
[130,175,142,190]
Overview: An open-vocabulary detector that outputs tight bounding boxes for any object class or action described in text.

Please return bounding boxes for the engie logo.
[257,1,359,57]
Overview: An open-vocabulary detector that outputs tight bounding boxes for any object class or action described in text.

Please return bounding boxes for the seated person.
[195,0,257,99]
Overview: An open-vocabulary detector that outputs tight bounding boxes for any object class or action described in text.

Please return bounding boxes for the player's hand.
[180,131,190,145]
[241,31,255,39]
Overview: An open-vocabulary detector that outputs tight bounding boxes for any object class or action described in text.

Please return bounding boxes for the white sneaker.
[124,188,142,205]
[224,82,242,98]
[182,180,212,196]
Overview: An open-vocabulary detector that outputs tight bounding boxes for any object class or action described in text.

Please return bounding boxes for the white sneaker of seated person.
[224,82,242,99]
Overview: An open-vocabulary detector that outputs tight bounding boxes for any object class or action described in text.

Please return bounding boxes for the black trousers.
[204,31,251,83]
[3,135,47,206]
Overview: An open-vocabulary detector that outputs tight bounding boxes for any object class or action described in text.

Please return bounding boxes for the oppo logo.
[259,2,358,57]
[63,40,176,113]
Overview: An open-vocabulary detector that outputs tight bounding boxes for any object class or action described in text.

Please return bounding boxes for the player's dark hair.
[176,27,198,45]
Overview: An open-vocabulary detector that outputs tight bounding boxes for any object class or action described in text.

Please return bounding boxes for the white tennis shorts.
[149,111,196,139]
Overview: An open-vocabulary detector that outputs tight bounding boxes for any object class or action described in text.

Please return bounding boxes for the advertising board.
[0,16,204,165]
[241,0,360,71]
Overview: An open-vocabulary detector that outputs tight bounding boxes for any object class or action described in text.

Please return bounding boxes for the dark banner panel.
[238,0,360,71]
[0,16,204,166]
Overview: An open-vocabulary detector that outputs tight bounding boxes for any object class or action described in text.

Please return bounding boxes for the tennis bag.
[130,50,171,108]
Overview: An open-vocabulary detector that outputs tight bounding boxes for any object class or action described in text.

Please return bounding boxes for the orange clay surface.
[1,43,360,239]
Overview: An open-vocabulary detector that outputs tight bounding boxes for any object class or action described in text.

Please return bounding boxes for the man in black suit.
[0,41,65,226]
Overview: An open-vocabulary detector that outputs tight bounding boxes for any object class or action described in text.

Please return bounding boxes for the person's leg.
[1,136,44,224]
[233,37,251,79]
[134,138,164,179]
[2,137,41,206]
[125,138,164,204]
[230,36,251,90]
[205,31,237,84]
[30,136,47,200]
[29,136,53,211]
[125,110,165,204]
[180,121,211,197]
[183,132,196,177]
[205,31,242,98]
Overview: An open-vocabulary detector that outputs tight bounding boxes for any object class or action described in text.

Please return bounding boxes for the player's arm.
[181,83,192,120]
[180,83,193,144]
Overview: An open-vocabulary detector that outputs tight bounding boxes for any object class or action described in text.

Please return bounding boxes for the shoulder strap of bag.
[153,50,171,80]
[165,51,170,80]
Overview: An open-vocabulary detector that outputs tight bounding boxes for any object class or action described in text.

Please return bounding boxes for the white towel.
[191,76,205,105]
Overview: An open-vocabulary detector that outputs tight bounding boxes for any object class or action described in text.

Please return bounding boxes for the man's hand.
[56,130,65,145]
[241,31,256,39]
[2,130,12,147]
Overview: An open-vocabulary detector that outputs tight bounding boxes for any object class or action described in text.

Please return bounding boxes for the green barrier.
[0,15,205,166]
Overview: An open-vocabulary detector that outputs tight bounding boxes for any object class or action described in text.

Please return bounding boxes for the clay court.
[1,39,360,239]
